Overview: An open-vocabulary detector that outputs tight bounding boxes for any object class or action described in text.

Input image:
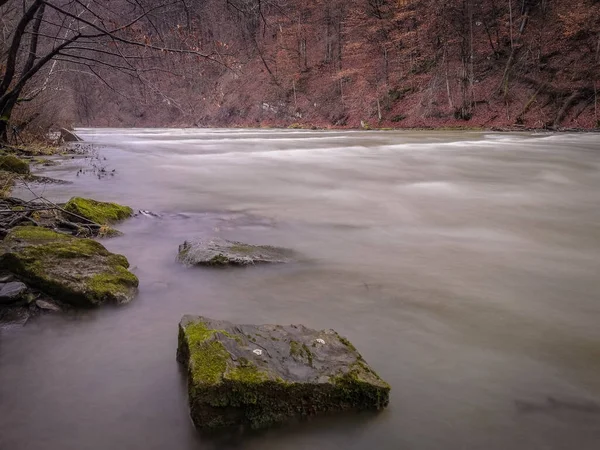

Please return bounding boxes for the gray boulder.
[0,282,27,304]
[178,238,295,267]
[177,315,390,431]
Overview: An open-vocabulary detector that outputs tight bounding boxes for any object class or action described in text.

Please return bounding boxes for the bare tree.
[0,0,218,142]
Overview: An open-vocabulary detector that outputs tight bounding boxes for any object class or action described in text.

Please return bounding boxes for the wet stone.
[0,273,14,283]
[177,315,390,431]
[35,299,61,312]
[0,226,138,307]
[177,238,296,267]
[0,282,27,303]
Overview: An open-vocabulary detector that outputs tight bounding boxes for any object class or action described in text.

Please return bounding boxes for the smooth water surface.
[2,129,600,449]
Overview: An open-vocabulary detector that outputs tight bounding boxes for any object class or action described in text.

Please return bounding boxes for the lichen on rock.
[177,315,390,431]
[0,226,138,307]
[63,197,133,225]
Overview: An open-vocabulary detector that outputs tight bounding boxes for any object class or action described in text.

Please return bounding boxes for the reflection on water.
[2,129,600,450]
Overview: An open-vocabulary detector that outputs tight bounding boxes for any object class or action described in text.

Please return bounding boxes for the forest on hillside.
[1,0,599,139]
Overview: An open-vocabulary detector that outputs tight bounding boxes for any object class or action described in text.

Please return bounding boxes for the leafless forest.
[1,0,599,139]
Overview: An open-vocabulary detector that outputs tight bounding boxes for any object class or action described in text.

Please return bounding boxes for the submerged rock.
[0,306,31,328]
[0,226,138,307]
[63,197,133,225]
[178,238,295,266]
[177,315,390,431]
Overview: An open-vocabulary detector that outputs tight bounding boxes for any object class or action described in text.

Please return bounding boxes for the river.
[1,129,600,449]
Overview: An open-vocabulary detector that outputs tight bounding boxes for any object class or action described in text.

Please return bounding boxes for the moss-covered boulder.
[63,197,133,225]
[177,315,390,431]
[0,155,30,174]
[0,226,138,307]
[178,238,296,266]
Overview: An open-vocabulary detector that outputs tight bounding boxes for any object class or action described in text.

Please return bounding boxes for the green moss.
[338,334,357,352]
[86,266,139,299]
[108,253,130,268]
[185,321,240,347]
[302,343,313,367]
[183,322,240,385]
[0,155,30,174]
[190,340,229,385]
[19,238,106,260]
[186,321,220,344]
[289,340,301,357]
[227,362,268,384]
[0,229,138,307]
[63,197,133,225]
[289,340,313,366]
[7,226,70,242]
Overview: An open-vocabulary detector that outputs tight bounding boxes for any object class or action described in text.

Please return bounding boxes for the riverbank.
[0,141,139,326]
[73,122,600,133]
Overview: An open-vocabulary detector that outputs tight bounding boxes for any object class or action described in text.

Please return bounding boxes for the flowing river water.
[1,129,600,449]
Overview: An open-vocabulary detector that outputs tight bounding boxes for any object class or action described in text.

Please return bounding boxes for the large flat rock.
[178,238,295,266]
[0,226,138,307]
[177,315,390,431]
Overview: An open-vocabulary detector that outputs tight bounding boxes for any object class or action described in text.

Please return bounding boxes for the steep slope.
[62,0,600,130]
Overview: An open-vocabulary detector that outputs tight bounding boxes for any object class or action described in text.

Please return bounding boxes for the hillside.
[15,0,600,131]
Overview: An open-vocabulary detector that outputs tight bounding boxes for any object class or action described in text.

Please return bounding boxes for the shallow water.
[2,129,600,449]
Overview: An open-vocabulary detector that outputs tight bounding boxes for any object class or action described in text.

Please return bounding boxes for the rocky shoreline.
[0,141,391,432]
[0,195,138,325]
[1,143,141,323]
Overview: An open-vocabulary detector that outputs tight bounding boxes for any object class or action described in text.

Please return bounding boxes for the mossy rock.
[63,197,133,225]
[0,226,138,307]
[177,238,296,267]
[177,315,390,431]
[0,155,30,174]
[0,170,15,197]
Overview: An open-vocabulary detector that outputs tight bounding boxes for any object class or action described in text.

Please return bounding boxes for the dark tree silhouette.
[0,0,217,142]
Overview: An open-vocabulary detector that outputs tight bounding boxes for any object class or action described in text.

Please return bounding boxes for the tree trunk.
[0,119,8,143]
[0,93,18,144]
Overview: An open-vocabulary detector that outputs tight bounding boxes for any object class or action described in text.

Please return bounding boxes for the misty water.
[2,129,600,449]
